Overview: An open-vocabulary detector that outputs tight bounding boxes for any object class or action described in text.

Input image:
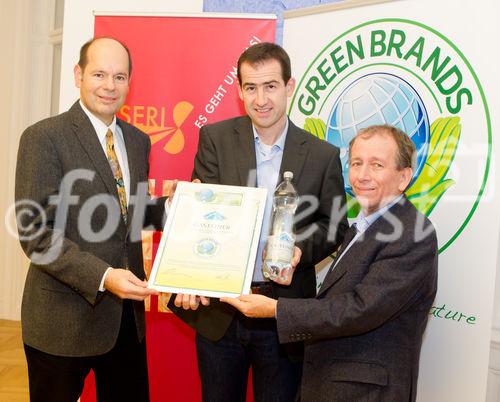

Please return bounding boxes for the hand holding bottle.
[263,171,299,283]
[262,245,302,285]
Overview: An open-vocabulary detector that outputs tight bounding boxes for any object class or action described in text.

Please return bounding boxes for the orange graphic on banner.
[120,101,193,154]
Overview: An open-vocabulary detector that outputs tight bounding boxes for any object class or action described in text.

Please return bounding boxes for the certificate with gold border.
[148,182,267,298]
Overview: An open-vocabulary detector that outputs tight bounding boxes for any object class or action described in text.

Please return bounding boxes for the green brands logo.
[289,19,491,253]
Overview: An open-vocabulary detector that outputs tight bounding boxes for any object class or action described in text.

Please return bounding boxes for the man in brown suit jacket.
[224,125,438,402]
[15,37,165,402]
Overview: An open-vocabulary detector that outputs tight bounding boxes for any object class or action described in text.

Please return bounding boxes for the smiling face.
[349,131,413,215]
[237,59,295,140]
[74,38,130,126]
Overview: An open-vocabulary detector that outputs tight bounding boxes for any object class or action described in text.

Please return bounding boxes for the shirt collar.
[252,118,288,151]
[354,194,404,234]
[79,100,117,142]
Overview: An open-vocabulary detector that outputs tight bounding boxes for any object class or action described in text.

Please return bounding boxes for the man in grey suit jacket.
[223,125,438,402]
[169,43,348,402]
[15,37,165,402]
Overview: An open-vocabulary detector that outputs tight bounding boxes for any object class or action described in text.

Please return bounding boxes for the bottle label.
[266,233,294,262]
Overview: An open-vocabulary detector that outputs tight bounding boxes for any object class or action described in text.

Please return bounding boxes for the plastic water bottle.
[263,171,299,281]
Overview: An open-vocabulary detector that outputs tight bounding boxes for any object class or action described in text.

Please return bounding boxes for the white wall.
[489,340,500,401]
[0,0,56,320]
[487,244,500,400]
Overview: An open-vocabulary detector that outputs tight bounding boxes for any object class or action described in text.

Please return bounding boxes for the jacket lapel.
[317,199,410,297]
[279,120,308,183]
[233,117,257,186]
[70,102,118,198]
[318,242,359,297]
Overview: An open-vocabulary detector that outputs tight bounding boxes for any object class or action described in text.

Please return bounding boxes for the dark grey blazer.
[15,101,165,357]
[277,197,438,402]
[169,115,348,342]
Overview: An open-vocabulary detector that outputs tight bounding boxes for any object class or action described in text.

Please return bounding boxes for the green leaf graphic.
[303,117,326,140]
[407,117,460,197]
[408,179,454,216]
[346,193,360,218]
[406,116,460,215]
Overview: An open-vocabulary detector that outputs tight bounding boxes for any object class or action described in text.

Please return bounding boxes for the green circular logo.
[289,19,491,253]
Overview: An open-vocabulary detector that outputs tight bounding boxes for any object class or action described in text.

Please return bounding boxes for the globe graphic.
[326,73,430,195]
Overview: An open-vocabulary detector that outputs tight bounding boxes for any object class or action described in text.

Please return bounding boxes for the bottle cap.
[283,171,293,180]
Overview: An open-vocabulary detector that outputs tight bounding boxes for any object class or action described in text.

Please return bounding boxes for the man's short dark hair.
[349,125,416,170]
[237,42,291,85]
[78,37,132,76]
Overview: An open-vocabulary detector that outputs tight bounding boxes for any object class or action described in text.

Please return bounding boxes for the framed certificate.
[148,182,267,298]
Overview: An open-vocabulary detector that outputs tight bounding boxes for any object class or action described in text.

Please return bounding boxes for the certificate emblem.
[204,211,226,221]
[196,188,216,202]
[195,238,219,257]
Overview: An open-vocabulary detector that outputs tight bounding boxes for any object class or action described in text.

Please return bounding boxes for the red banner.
[81,14,275,402]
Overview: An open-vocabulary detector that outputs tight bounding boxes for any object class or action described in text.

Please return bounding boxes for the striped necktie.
[105,128,127,223]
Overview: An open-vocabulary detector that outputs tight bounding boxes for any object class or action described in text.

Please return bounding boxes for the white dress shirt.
[79,101,131,203]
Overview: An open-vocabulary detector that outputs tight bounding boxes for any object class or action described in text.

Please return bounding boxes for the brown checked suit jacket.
[15,101,165,357]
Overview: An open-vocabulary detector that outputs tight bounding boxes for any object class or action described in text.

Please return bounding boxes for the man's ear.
[237,80,243,101]
[399,167,413,192]
[286,77,296,97]
[74,64,83,89]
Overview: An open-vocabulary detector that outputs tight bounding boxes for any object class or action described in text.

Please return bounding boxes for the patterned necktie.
[106,128,127,223]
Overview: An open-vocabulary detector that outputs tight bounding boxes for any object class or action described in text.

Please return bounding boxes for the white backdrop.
[284,0,500,400]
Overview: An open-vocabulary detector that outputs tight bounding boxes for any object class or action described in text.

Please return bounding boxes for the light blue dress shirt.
[252,120,288,282]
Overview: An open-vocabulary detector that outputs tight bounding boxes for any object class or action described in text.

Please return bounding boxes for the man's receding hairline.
[238,60,288,86]
[79,36,132,76]
[352,128,393,148]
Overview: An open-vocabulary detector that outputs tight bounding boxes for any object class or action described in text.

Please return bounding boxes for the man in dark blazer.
[169,43,348,402]
[223,125,438,402]
[15,37,165,402]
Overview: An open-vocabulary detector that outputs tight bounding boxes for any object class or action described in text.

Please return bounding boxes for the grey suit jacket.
[15,101,165,357]
[169,115,348,342]
[277,197,438,402]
